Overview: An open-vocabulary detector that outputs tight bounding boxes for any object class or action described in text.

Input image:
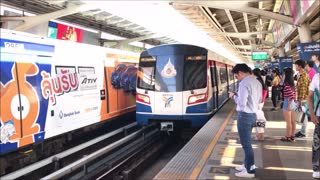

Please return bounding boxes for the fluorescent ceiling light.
[83,1,244,64]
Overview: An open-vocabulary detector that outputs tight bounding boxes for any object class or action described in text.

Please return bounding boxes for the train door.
[209,61,218,111]
[0,39,54,152]
[216,62,228,107]
[227,65,235,92]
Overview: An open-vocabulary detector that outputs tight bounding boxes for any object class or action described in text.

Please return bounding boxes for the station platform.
[155,99,314,180]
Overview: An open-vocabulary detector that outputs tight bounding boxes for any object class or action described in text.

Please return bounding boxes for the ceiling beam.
[243,12,253,47]
[171,1,293,24]
[0,4,98,31]
[225,9,245,48]
[209,31,271,38]
[201,7,240,52]
[222,16,256,29]
[104,33,155,48]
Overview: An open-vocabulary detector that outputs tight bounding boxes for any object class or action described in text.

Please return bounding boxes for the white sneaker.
[235,164,258,171]
[313,171,320,179]
[235,169,255,178]
[235,164,245,171]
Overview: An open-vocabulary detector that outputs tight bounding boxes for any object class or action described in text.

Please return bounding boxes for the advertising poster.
[279,56,293,72]
[290,0,316,24]
[48,21,83,43]
[297,42,320,61]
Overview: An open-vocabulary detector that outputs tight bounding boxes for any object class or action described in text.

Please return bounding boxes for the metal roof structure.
[1,0,319,65]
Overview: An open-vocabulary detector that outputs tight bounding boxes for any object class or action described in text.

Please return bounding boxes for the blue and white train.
[136,44,237,129]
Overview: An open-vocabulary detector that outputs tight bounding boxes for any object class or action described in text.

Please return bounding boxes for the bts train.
[136,44,237,130]
[0,29,138,174]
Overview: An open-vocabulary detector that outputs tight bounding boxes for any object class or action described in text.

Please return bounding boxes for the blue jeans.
[237,111,257,174]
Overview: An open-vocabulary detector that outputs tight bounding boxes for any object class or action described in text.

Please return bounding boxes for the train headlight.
[188,94,206,105]
[136,93,150,104]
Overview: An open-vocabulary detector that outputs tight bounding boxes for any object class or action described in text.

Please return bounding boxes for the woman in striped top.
[281,68,296,142]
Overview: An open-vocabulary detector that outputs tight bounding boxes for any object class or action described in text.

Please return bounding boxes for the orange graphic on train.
[0,62,40,147]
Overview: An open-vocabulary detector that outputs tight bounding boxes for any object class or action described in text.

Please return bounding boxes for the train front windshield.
[138,55,207,92]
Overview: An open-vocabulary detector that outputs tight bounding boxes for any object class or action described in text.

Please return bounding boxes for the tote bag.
[262,89,268,103]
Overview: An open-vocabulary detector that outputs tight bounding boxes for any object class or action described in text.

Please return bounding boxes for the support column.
[298,23,312,43]
[277,47,285,57]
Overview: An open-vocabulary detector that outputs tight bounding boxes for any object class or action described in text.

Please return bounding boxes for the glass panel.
[154,55,183,92]
[228,69,234,81]
[183,60,207,90]
[220,67,227,84]
[210,67,216,87]
[137,62,155,90]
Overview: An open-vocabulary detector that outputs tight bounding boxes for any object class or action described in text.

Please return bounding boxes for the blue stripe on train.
[136,102,152,113]
[136,113,210,127]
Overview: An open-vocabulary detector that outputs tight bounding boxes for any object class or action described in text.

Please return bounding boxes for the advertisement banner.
[297,42,320,61]
[279,56,293,72]
[272,1,294,46]
[290,0,316,24]
[48,21,83,43]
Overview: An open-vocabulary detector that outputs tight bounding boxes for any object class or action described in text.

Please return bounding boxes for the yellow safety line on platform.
[189,107,236,180]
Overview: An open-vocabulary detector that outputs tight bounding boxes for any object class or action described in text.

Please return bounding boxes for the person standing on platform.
[306,61,316,81]
[311,54,320,72]
[229,64,262,178]
[271,69,281,111]
[252,68,268,141]
[280,68,296,142]
[294,60,310,138]
[307,69,320,179]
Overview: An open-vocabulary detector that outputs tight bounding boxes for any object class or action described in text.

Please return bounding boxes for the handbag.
[262,89,268,103]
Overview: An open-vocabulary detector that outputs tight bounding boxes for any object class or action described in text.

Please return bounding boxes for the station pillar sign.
[279,57,293,72]
[271,61,280,70]
[297,42,320,61]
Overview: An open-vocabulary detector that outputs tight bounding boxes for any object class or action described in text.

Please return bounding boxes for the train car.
[0,29,138,156]
[136,44,235,130]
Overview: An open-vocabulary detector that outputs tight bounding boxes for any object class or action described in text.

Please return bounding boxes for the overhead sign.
[297,42,320,61]
[252,51,268,61]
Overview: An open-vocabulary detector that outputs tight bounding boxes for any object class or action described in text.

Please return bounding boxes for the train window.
[183,59,207,90]
[210,67,216,87]
[154,55,184,92]
[137,62,155,90]
[219,67,227,84]
[228,69,234,81]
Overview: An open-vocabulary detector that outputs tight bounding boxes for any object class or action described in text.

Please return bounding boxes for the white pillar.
[298,23,312,43]
[277,47,285,57]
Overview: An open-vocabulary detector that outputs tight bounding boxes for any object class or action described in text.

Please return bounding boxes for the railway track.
[1,122,164,179]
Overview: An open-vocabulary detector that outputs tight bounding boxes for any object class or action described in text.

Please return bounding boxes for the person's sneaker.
[313,171,320,179]
[295,131,306,138]
[235,169,255,178]
[235,164,258,171]
[235,164,245,171]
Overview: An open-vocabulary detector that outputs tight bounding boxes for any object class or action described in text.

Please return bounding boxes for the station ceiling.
[1,0,319,65]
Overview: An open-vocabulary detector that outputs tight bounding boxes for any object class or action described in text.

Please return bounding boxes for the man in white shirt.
[229,64,262,178]
[308,72,320,179]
